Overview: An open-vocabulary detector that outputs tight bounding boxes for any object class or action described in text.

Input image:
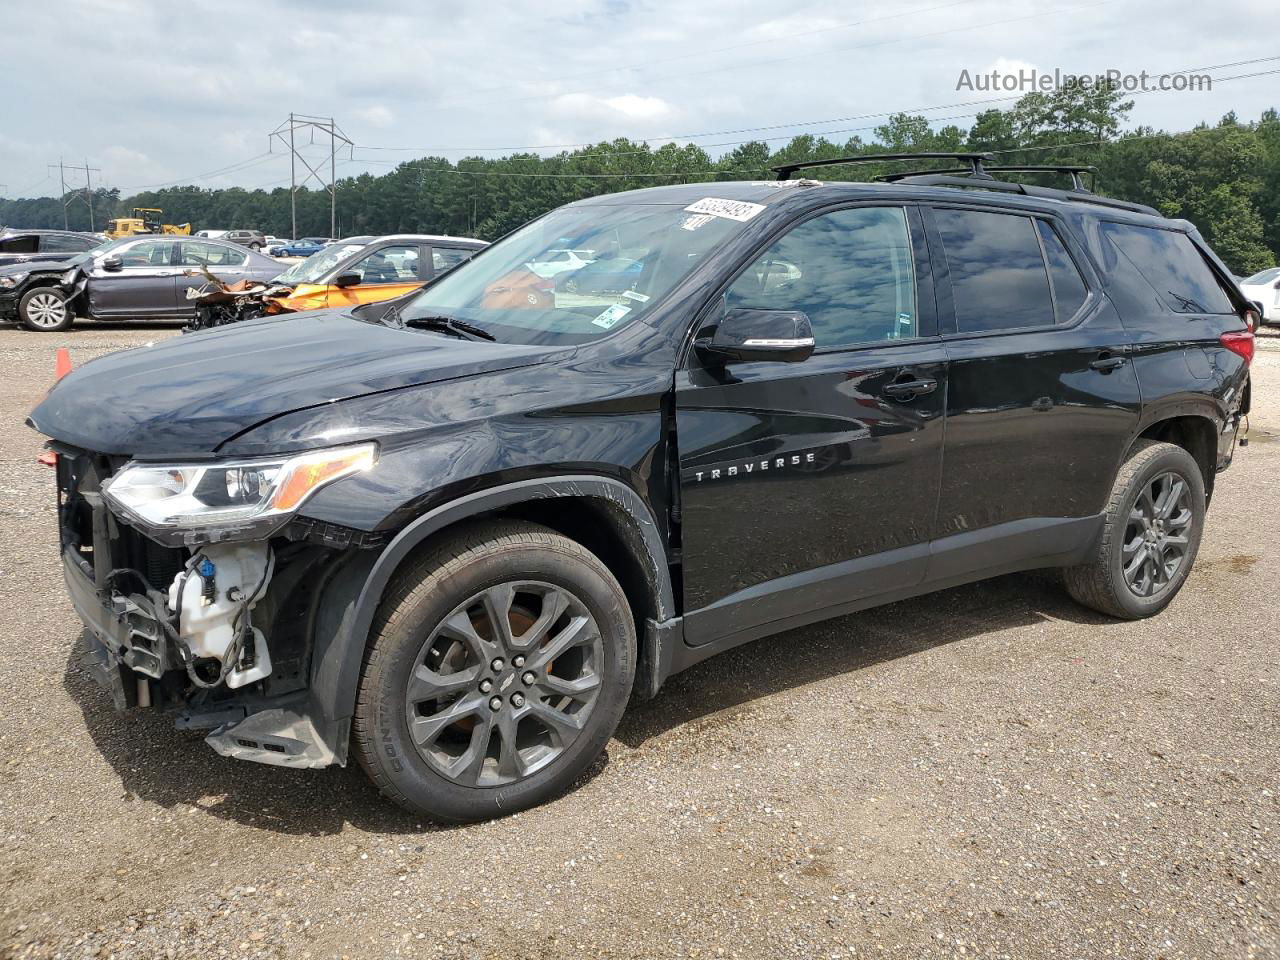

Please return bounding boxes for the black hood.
[28,310,556,456]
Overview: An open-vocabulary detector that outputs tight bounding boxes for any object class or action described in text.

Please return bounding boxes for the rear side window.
[1099,222,1234,315]
[1036,221,1088,321]
[934,209,1055,332]
[42,234,94,253]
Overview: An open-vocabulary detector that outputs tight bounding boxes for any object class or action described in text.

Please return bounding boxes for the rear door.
[923,204,1142,574]
[676,204,948,645]
[87,238,181,318]
[428,245,480,280]
[175,240,250,318]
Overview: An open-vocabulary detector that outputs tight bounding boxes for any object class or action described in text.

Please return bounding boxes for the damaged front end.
[55,443,380,768]
[183,266,297,331]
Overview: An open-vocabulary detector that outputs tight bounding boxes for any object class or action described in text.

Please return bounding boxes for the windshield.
[1244,267,1280,285]
[396,202,746,345]
[276,242,367,284]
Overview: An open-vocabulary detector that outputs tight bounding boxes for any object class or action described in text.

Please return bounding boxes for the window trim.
[1096,218,1242,318]
[922,202,1097,341]
[681,200,939,367]
[1035,218,1091,326]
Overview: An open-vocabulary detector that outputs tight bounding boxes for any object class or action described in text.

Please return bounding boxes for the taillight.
[1221,329,1255,365]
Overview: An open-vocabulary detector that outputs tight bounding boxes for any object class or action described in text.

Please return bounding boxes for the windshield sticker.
[683,197,767,222]
[592,303,632,329]
[621,290,650,303]
[680,214,716,232]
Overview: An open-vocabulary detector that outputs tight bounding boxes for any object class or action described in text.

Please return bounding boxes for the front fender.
[307,475,675,733]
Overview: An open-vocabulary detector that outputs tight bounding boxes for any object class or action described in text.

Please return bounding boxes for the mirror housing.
[696,307,815,364]
[333,272,361,288]
[101,255,124,273]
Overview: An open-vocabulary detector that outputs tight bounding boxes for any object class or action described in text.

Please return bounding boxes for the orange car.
[268,234,487,313]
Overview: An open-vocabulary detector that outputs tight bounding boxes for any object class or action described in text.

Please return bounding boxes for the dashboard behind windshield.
[397,202,749,345]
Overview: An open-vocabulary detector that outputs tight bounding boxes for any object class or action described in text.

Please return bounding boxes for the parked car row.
[0,231,487,331]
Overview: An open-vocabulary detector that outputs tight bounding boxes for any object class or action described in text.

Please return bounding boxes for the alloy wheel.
[1122,470,1193,597]
[25,292,68,329]
[404,581,604,787]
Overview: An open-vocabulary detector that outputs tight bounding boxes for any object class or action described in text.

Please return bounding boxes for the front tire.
[19,286,74,332]
[1064,440,1205,619]
[353,521,636,822]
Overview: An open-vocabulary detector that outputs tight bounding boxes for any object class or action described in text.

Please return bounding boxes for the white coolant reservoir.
[167,542,274,689]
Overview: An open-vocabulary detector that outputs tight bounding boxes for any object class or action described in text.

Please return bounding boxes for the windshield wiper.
[403,314,496,342]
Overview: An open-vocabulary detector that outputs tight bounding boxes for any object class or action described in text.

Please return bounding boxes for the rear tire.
[19,286,74,332]
[352,521,636,822]
[1064,440,1205,619]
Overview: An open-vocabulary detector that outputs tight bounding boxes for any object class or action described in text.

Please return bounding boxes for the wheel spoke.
[447,712,495,786]
[512,587,570,651]
[525,615,596,672]
[481,583,517,649]
[1123,543,1148,581]
[410,692,485,748]
[438,610,496,662]
[539,671,601,699]
[1155,477,1186,519]
[406,663,480,703]
[495,711,527,780]
[526,699,586,745]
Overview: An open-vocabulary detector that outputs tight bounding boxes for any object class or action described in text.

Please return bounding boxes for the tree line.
[3,86,1278,275]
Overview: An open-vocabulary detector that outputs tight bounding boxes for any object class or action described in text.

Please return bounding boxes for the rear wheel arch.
[1126,413,1218,503]
[315,476,675,735]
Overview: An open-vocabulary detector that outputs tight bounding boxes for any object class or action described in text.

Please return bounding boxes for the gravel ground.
[1,321,1277,960]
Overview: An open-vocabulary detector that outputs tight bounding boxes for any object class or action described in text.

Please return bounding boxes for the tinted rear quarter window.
[1036,220,1088,321]
[1099,222,1234,315]
[934,208,1055,333]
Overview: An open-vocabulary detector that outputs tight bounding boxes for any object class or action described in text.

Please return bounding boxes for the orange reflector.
[38,451,57,467]
[270,448,375,511]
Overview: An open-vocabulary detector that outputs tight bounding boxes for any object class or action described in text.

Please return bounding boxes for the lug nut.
[511,692,525,708]
[513,655,525,667]
[522,671,536,685]
[479,679,493,693]
[491,657,505,671]
[488,696,502,712]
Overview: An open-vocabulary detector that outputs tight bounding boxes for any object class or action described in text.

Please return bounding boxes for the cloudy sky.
[3,0,1276,198]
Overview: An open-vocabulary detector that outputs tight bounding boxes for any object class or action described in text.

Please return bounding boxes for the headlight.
[0,272,28,288]
[102,443,376,536]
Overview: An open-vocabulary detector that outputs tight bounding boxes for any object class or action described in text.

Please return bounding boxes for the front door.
[88,238,180,318]
[324,241,426,308]
[676,204,948,646]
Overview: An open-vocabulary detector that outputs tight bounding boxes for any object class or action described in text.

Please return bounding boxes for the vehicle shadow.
[615,571,1115,748]
[61,571,1113,836]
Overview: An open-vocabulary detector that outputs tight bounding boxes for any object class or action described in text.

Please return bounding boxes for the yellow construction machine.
[105,208,192,238]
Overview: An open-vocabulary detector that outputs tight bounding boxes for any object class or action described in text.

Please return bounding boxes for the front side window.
[725,206,918,348]
[1100,222,1235,315]
[935,208,1055,333]
[396,201,747,345]
[0,236,38,254]
[117,239,176,267]
[350,244,420,284]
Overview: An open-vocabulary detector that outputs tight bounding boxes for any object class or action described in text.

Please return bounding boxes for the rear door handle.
[1089,355,1127,372]
[883,377,938,399]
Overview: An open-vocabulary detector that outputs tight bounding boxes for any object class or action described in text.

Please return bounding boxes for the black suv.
[29,154,1254,822]
[224,229,267,250]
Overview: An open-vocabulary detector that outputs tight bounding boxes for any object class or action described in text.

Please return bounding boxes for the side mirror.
[333,272,361,288]
[696,307,815,364]
[101,255,124,272]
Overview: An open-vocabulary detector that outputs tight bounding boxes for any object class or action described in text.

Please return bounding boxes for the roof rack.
[768,151,1157,216]
[771,152,997,181]
[879,163,1098,193]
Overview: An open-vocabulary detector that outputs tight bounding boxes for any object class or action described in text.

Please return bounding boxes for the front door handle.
[883,377,938,400]
[1089,354,1127,372]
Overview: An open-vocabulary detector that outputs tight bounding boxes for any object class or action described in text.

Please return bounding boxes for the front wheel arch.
[309,476,674,738]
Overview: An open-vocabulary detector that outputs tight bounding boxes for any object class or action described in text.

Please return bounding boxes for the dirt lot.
[1,322,1277,960]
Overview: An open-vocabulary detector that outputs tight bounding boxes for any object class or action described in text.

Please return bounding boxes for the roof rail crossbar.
[879,163,1098,192]
[771,152,996,181]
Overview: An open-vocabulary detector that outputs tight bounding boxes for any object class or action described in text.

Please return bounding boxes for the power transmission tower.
[269,114,353,240]
[47,159,101,230]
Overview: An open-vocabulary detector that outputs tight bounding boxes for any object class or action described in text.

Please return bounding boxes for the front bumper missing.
[64,545,344,769]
